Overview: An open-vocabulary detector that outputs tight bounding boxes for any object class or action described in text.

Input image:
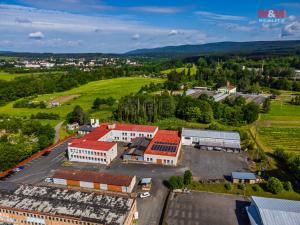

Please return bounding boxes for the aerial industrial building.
[181,128,241,152]
[246,196,300,225]
[68,123,181,166]
[0,184,136,225]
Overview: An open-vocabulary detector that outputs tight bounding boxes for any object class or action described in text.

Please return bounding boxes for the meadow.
[256,91,300,153]
[161,64,197,75]
[0,77,164,122]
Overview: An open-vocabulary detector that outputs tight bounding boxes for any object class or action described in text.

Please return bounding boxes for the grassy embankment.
[188,181,300,201]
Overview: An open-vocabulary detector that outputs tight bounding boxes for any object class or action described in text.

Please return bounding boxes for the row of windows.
[145,158,174,164]
[71,149,106,156]
[121,133,153,138]
[0,209,97,225]
[146,157,153,162]
[72,155,107,162]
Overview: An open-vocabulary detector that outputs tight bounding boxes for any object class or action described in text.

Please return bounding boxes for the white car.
[140,192,151,198]
[45,178,53,183]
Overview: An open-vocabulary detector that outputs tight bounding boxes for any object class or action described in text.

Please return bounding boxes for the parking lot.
[182,146,249,180]
[1,141,250,225]
[164,191,250,225]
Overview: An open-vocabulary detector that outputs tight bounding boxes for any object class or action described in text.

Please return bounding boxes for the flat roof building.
[181,128,241,152]
[53,169,136,193]
[0,184,136,225]
[231,172,257,184]
[246,196,300,225]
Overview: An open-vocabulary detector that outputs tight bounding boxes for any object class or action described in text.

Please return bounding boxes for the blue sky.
[0,0,300,53]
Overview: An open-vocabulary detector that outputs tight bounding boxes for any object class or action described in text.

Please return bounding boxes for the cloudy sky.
[0,0,300,53]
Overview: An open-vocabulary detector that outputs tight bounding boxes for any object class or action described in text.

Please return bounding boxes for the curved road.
[54,121,64,143]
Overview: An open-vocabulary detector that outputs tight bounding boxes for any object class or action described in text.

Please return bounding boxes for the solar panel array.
[154,141,177,146]
[151,141,177,152]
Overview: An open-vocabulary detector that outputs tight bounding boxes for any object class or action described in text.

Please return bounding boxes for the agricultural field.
[255,91,300,153]
[0,77,164,122]
[161,64,197,75]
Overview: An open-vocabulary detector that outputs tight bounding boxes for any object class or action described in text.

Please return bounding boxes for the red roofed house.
[144,130,182,166]
[68,123,159,165]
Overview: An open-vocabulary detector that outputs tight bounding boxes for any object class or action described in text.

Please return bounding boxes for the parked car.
[140,192,151,198]
[12,166,25,173]
[45,178,53,183]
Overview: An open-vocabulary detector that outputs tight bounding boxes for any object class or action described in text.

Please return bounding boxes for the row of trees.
[115,93,260,126]
[291,95,300,105]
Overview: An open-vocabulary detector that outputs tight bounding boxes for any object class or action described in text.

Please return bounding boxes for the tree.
[67,105,90,125]
[267,177,284,194]
[243,102,260,123]
[262,98,271,113]
[283,181,293,192]
[168,176,184,190]
[183,170,192,185]
[92,97,103,109]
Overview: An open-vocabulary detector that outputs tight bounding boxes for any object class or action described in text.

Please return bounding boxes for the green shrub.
[252,184,262,192]
[224,183,233,190]
[168,176,184,190]
[283,181,293,192]
[183,170,193,185]
[267,177,284,194]
[238,183,246,190]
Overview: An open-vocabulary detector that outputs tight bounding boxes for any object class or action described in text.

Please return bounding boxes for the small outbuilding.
[140,178,152,191]
[231,172,257,184]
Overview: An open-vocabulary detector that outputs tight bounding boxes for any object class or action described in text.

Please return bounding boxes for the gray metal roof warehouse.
[182,128,240,140]
[246,196,300,225]
[181,128,241,149]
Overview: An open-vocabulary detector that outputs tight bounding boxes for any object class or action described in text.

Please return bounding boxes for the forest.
[114,92,260,127]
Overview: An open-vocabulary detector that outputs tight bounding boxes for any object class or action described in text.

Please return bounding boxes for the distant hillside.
[125,40,300,57]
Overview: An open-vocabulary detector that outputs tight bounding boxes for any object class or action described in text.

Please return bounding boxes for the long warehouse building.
[181,128,241,152]
[0,184,136,225]
[53,169,136,193]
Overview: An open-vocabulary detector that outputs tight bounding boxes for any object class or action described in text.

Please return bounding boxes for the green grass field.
[256,91,300,153]
[161,64,197,75]
[0,77,164,121]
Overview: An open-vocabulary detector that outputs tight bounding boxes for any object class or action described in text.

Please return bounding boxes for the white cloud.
[0,4,208,52]
[281,21,300,37]
[28,31,45,39]
[222,23,254,32]
[168,30,184,36]
[129,6,181,14]
[132,34,140,40]
[195,11,246,21]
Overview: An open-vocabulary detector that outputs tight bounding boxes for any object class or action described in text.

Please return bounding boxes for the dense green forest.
[0,117,55,172]
[164,56,300,93]
[114,92,260,127]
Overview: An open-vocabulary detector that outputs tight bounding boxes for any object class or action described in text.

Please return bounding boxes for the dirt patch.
[49,95,80,104]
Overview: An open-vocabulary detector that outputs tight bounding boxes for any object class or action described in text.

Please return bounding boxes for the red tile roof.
[144,130,181,157]
[80,123,158,142]
[53,169,134,186]
[69,138,116,151]
[113,123,158,133]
